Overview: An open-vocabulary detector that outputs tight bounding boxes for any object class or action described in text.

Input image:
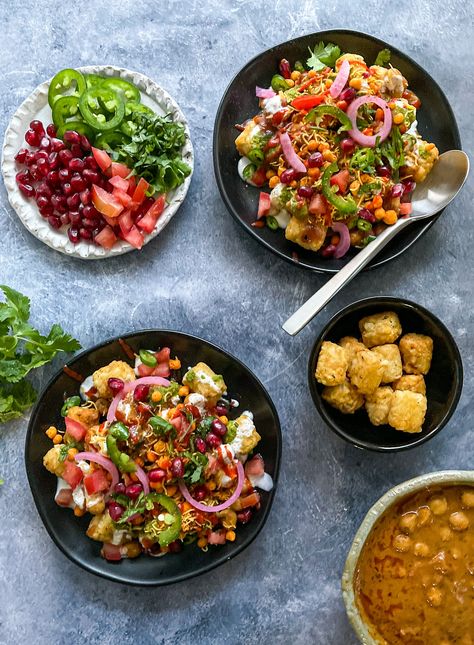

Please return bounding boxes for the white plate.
[1,65,194,259]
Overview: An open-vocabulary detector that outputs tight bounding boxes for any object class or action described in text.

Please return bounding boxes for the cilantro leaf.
[0,381,37,422]
[0,286,30,324]
[307,42,341,71]
[374,48,391,67]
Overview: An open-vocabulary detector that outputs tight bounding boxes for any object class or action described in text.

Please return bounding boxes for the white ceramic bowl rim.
[341,470,474,645]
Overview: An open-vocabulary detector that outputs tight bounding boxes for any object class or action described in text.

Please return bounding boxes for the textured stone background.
[0,1,472,643]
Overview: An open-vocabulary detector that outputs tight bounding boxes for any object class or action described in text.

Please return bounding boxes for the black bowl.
[308,297,463,451]
[213,30,461,273]
[25,330,281,586]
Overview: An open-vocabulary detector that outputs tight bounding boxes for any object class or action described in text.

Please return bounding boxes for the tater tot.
[393,374,426,395]
[399,333,434,375]
[372,344,403,383]
[338,336,366,366]
[315,341,348,386]
[322,380,364,414]
[348,349,384,394]
[359,311,402,347]
[388,390,427,433]
[365,386,393,426]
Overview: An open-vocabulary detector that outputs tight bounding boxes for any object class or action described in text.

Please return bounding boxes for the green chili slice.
[305,105,353,132]
[266,215,279,230]
[242,163,256,181]
[109,421,130,441]
[101,77,141,103]
[294,60,305,73]
[357,218,372,232]
[78,86,125,131]
[149,416,174,435]
[321,163,358,214]
[61,396,82,417]
[271,74,289,92]
[48,69,86,108]
[106,434,136,473]
[147,494,182,547]
[139,350,157,367]
[85,74,105,89]
[247,148,265,165]
[52,96,81,128]
[94,130,130,150]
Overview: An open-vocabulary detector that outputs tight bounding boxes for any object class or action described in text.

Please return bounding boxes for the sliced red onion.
[134,463,150,495]
[256,86,276,99]
[347,95,392,147]
[279,132,306,174]
[106,376,170,424]
[329,59,350,98]
[331,222,351,259]
[74,452,119,492]
[178,461,244,513]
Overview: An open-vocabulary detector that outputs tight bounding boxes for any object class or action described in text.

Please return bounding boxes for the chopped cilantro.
[307,42,341,71]
[374,48,391,67]
[224,420,238,444]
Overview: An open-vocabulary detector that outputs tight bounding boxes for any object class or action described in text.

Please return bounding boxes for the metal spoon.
[282,150,470,336]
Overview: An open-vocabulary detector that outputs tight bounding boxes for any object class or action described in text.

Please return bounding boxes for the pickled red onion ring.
[279,132,306,174]
[74,452,119,492]
[347,95,392,147]
[256,86,276,99]
[329,59,350,98]
[134,463,150,495]
[178,461,245,513]
[106,376,170,424]
[331,222,351,259]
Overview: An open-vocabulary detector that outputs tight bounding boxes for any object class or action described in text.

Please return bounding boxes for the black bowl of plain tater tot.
[308,297,463,451]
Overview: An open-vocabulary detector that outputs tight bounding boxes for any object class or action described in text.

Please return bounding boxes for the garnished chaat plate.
[25,330,281,586]
[213,30,460,273]
[2,66,193,259]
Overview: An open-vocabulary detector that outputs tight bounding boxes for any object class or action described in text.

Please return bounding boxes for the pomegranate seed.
[51,193,65,209]
[46,170,60,186]
[358,208,376,223]
[39,205,54,217]
[62,182,73,196]
[321,244,337,258]
[237,509,253,524]
[48,215,62,229]
[67,193,81,210]
[39,136,51,151]
[79,189,91,205]
[58,168,71,183]
[125,483,143,500]
[34,150,49,162]
[37,158,49,176]
[195,437,207,453]
[391,183,404,198]
[168,541,182,553]
[206,433,222,448]
[193,485,207,501]
[25,129,40,147]
[69,158,85,173]
[133,384,150,402]
[50,137,65,153]
[280,168,297,184]
[36,195,50,209]
[79,227,92,240]
[80,135,91,152]
[46,124,57,138]
[19,183,35,198]
[279,58,291,79]
[16,171,31,185]
[48,152,60,169]
[70,143,83,158]
[83,168,100,185]
[59,149,73,167]
[29,165,42,181]
[69,211,81,225]
[60,213,70,226]
[377,165,391,178]
[15,149,28,164]
[84,156,98,170]
[148,468,166,483]
[171,458,185,478]
[108,501,125,521]
[63,130,81,146]
[114,482,126,494]
[339,87,356,102]
[341,138,356,155]
[29,120,45,135]
[68,227,80,243]
[82,204,99,219]
[402,179,416,194]
[107,377,124,395]
[36,182,53,198]
[211,418,227,437]
[24,152,35,167]
[297,185,313,199]
[82,218,97,230]
[70,174,86,192]
[307,152,324,168]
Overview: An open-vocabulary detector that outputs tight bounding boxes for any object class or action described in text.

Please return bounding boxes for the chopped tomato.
[152,362,170,378]
[137,363,155,377]
[110,162,130,178]
[95,225,117,250]
[65,416,87,441]
[84,469,109,495]
[122,224,144,249]
[92,185,123,218]
[109,175,129,192]
[155,347,170,363]
[309,193,328,216]
[330,169,351,194]
[169,416,183,432]
[55,487,73,507]
[245,454,265,478]
[62,460,83,490]
[127,174,137,195]
[131,177,150,205]
[291,94,326,111]
[136,195,165,233]
[251,166,267,187]
[91,147,112,174]
[399,202,413,216]
[118,209,133,235]
[257,192,271,219]
[102,543,122,561]
[113,187,133,208]
[208,530,226,545]
[234,491,261,510]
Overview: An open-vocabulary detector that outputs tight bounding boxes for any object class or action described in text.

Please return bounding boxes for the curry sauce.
[354,485,474,644]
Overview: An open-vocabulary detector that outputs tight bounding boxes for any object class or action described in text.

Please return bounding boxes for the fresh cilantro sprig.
[374,48,391,67]
[0,286,81,423]
[307,42,341,71]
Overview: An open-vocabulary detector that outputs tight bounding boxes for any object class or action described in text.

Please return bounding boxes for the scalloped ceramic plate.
[2,66,194,259]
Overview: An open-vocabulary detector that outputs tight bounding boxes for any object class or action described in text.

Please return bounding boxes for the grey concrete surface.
[0,1,472,643]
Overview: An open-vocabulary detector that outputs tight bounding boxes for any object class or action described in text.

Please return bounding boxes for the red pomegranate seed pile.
[15,121,109,244]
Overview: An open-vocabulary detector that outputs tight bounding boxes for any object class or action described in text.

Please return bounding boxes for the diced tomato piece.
[309,193,328,216]
[208,530,226,545]
[118,209,133,235]
[233,491,261,510]
[330,169,351,194]
[399,202,412,216]
[65,416,87,441]
[257,192,271,219]
[62,460,83,490]
[55,487,73,507]
[95,225,117,250]
[291,94,326,111]
[102,543,122,561]
[155,347,170,363]
[91,185,123,218]
[137,363,155,377]
[113,187,133,208]
[251,167,267,187]
[84,469,109,495]
[109,175,129,192]
[122,224,144,249]
[91,147,112,174]
[152,362,170,378]
[169,416,183,432]
[127,174,137,195]
[131,177,150,205]
[245,454,265,478]
[110,162,130,178]
[136,195,166,233]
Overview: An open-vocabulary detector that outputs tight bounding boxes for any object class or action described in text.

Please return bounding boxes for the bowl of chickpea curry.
[308,297,463,451]
[342,471,474,645]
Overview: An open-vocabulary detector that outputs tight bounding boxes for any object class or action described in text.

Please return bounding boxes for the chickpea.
[417,506,432,528]
[414,542,430,558]
[451,547,462,560]
[439,526,452,542]
[426,586,443,607]
[449,511,470,531]
[462,490,474,508]
[399,511,418,534]
[393,533,412,552]
[429,496,448,516]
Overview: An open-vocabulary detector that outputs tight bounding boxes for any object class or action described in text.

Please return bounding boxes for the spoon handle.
[282,218,411,336]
